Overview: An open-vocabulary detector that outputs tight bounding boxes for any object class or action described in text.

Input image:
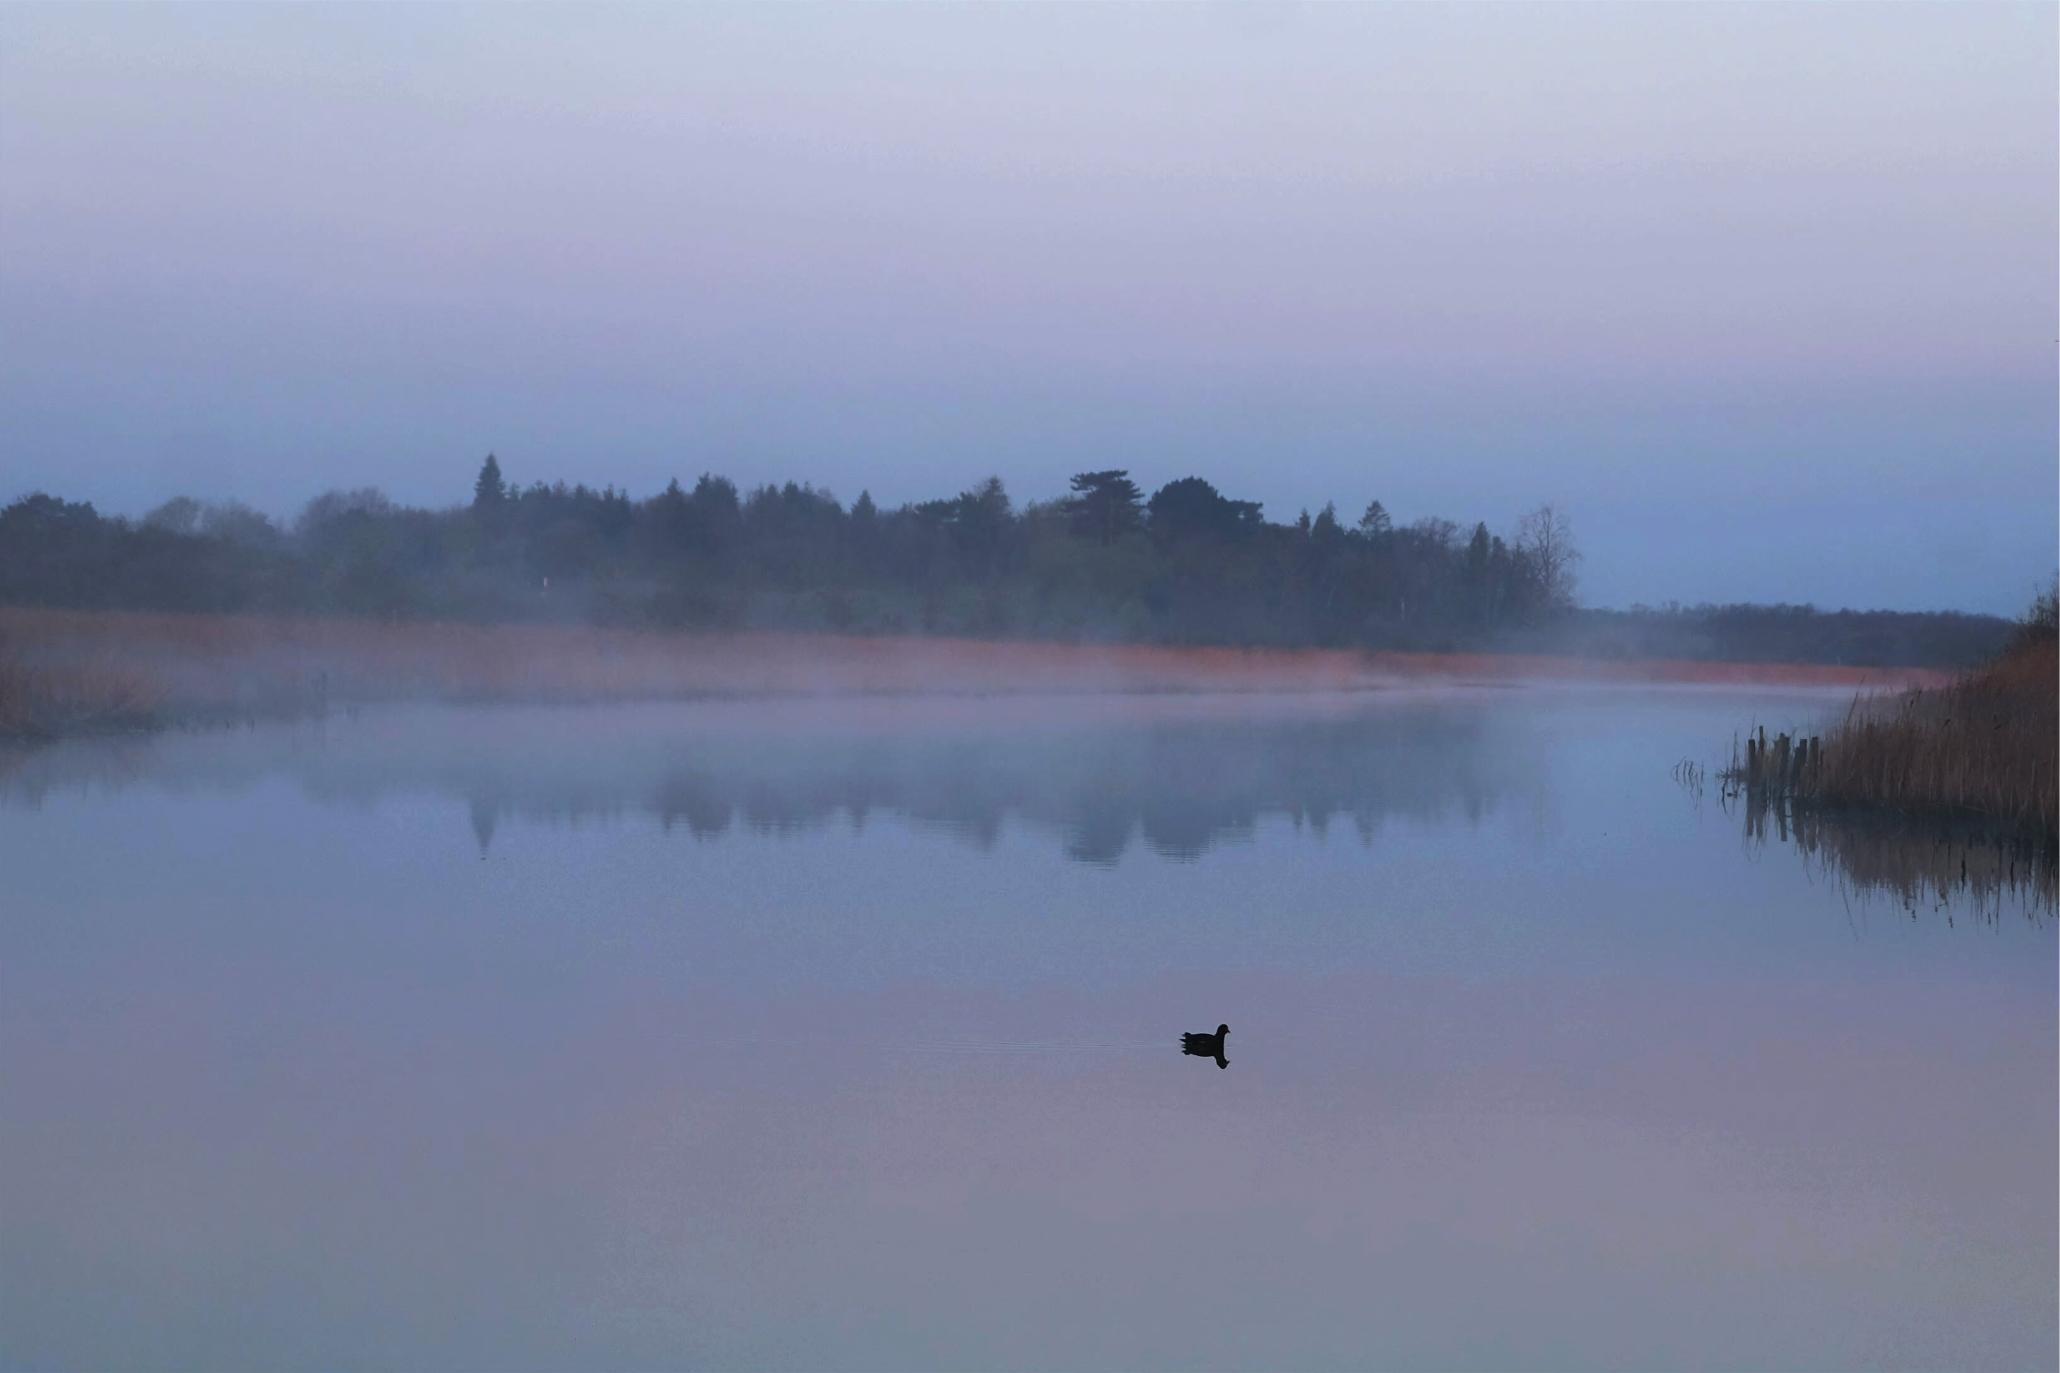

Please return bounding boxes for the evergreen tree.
[472,454,507,512]
[1147,477,1262,542]
[1063,470,1144,544]
[1312,502,1344,544]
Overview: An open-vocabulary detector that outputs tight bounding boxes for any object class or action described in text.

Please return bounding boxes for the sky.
[0,3,2053,614]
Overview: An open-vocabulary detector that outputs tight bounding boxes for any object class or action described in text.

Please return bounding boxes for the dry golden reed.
[0,605,1943,740]
[1731,637,2056,839]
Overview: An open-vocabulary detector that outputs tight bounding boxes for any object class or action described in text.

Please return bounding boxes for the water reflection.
[1731,792,2056,922]
[0,695,1544,864]
[1180,1023,1230,1068]
[4,689,2053,1368]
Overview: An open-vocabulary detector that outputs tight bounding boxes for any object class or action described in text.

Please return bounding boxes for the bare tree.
[1517,503,1580,610]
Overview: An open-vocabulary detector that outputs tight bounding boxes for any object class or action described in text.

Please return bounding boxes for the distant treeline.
[1527,603,2012,670]
[0,458,2013,666]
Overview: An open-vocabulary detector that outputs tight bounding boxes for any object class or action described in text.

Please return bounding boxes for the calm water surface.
[2,687,2052,1371]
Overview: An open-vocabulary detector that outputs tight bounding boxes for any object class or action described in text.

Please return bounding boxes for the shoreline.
[0,606,1952,741]
[1719,635,2056,846]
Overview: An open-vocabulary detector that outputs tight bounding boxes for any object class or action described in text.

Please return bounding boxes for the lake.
[2,686,2052,1370]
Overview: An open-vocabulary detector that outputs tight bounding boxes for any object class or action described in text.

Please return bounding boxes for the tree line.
[0,457,2013,665]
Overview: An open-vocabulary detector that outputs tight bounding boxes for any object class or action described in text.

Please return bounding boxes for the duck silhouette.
[1181,1023,1230,1069]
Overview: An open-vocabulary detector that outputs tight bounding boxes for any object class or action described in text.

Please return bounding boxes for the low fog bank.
[0,607,1946,740]
[1508,603,2012,671]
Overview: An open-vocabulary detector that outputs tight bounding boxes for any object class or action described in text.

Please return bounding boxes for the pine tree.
[1063,470,1144,544]
[472,454,507,511]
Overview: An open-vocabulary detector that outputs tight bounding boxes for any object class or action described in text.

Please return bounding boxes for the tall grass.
[1728,634,2056,842]
[0,628,163,737]
[0,605,1942,741]
[0,607,1416,727]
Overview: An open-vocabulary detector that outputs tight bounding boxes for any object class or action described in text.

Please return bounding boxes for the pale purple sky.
[1,4,2053,612]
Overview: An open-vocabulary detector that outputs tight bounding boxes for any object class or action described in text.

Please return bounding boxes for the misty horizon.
[3,9,2054,1368]
[3,4,2054,615]
[6,458,2045,620]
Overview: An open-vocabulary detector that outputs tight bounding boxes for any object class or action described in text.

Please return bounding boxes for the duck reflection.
[1180,1023,1230,1069]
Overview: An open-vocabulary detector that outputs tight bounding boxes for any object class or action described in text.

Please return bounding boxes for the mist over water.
[2,686,2053,1368]
[3,5,2052,1366]
[0,693,1540,865]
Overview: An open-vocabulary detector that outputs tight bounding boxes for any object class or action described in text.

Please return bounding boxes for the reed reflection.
[1732,791,2056,923]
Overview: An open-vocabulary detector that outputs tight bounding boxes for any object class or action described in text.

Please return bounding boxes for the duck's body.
[1181,1023,1230,1068]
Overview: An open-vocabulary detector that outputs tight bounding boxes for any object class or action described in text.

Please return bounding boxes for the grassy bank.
[0,606,1945,741]
[1726,624,2057,843]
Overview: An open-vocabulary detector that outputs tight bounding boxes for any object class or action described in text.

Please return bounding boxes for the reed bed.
[0,607,1420,724]
[1726,637,2057,842]
[0,629,164,738]
[0,605,1941,741]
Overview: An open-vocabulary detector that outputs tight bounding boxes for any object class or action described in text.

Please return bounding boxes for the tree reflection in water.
[0,696,1544,865]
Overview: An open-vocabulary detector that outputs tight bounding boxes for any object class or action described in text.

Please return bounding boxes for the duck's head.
[1217,1024,1230,1038]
